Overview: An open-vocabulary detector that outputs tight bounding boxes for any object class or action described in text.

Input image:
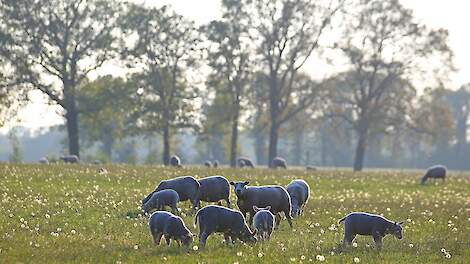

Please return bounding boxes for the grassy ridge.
[0,164,469,263]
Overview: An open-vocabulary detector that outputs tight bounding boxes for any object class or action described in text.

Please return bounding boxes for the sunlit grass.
[0,164,469,263]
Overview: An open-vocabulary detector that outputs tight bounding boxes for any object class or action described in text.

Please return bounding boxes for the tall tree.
[205,0,252,167]
[121,4,201,165]
[0,0,122,157]
[243,0,345,166]
[334,0,453,171]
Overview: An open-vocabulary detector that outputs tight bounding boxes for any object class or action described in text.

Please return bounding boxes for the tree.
[0,0,122,157]
[243,0,345,166]
[443,85,470,160]
[8,129,22,163]
[205,0,252,167]
[121,4,201,165]
[333,0,453,171]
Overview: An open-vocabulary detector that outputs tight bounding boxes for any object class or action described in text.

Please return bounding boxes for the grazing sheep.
[204,160,212,167]
[170,155,182,167]
[60,155,79,164]
[39,157,49,164]
[149,211,193,247]
[197,176,231,208]
[194,205,256,247]
[306,165,317,171]
[252,206,275,241]
[142,189,180,214]
[213,160,219,168]
[286,179,310,217]
[238,157,255,168]
[142,176,200,212]
[338,212,404,250]
[230,181,293,228]
[421,165,447,184]
[271,157,287,169]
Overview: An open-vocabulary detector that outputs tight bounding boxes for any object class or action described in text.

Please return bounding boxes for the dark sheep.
[271,157,287,169]
[230,181,293,228]
[238,157,255,168]
[197,176,231,208]
[39,157,49,164]
[170,155,182,167]
[213,160,219,168]
[142,176,200,212]
[306,165,317,171]
[338,212,404,250]
[204,160,212,167]
[149,211,193,246]
[194,205,256,247]
[421,165,447,184]
[60,155,79,164]
[286,179,310,217]
[142,189,180,214]
[252,206,275,241]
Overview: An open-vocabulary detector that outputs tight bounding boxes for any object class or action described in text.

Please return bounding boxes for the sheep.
[271,157,287,169]
[213,160,219,168]
[230,181,293,228]
[252,206,275,241]
[142,176,200,212]
[196,175,231,208]
[306,165,317,171]
[60,155,79,164]
[142,189,180,214]
[238,157,255,168]
[421,165,447,184]
[38,157,49,164]
[204,160,212,167]
[170,155,182,167]
[194,205,256,248]
[338,212,404,250]
[286,179,310,217]
[149,211,193,247]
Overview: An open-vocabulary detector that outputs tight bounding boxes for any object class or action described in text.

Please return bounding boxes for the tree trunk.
[229,107,239,168]
[292,131,303,165]
[162,125,170,165]
[268,122,279,168]
[254,132,266,165]
[353,128,368,171]
[65,101,80,157]
[101,134,114,161]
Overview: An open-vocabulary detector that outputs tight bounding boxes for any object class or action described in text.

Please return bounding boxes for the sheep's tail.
[338,216,346,225]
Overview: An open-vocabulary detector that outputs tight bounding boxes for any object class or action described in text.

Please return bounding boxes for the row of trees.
[0,0,459,170]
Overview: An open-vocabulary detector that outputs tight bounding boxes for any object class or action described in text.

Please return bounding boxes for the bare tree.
[244,0,345,166]
[332,0,453,171]
[0,0,122,157]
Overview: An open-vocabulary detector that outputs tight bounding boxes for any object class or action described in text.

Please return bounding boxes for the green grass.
[0,164,469,263]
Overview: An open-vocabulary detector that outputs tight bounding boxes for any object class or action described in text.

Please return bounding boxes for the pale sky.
[3,0,470,134]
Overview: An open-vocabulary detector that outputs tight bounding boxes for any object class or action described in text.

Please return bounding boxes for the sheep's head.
[387,222,404,239]
[230,181,249,197]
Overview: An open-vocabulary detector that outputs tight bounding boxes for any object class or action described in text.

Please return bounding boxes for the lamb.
[197,176,231,208]
[271,157,287,169]
[141,189,180,214]
[230,181,293,228]
[170,155,182,167]
[338,212,404,250]
[238,157,255,168]
[148,211,193,247]
[194,205,256,248]
[60,155,79,164]
[286,179,310,217]
[142,176,200,212]
[252,206,275,241]
[204,160,212,167]
[421,165,447,184]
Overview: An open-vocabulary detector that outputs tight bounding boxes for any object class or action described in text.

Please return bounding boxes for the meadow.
[0,164,469,263]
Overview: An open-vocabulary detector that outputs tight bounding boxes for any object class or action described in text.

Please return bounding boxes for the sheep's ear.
[265,206,271,211]
[230,181,235,185]
[398,221,405,225]
[244,181,249,186]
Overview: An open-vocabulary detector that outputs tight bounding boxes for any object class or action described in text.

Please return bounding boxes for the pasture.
[0,164,469,263]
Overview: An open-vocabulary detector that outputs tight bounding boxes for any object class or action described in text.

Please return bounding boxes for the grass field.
[0,164,469,263]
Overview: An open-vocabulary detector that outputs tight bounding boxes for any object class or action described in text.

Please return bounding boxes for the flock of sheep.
[140,164,447,250]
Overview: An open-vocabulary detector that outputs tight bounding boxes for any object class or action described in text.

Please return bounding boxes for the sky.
[3,0,470,134]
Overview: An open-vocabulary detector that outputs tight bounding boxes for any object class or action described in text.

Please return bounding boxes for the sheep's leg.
[274,214,281,229]
[153,232,163,245]
[285,211,293,228]
[164,234,171,246]
[199,231,209,248]
[342,233,355,249]
[373,236,383,250]
[223,233,232,245]
[226,198,231,208]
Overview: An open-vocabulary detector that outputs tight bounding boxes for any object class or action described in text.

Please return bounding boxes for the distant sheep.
[213,160,219,168]
[204,160,212,167]
[170,155,182,167]
[60,155,79,164]
[195,205,256,247]
[39,157,49,164]
[197,175,231,208]
[149,211,193,247]
[252,206,275,241]
[306,166,317,171]
[271,157,287,169]
[142,176,200,212]
[142,189,180,214]
[421,165,447,184]
[286,179,310,217]
[238,157,255,168]
[230,181,293,228]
